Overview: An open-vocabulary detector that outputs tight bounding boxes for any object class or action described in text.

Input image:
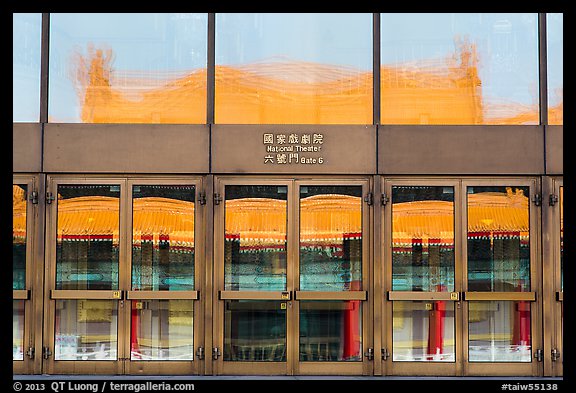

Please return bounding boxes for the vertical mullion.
[207,13,215,125]
[538,13,548,126]
[373,13,381,126]
[40,13,50,124]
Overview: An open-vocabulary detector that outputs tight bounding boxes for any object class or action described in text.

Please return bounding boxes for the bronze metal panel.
[50,290,124,300]
[295,291,367,301]
[379,126,544,174]
[463,291,536,301]
[211,125,376,174]
[546,126,563,175]
[43,124,209,173]
[126,291,199,300]
[387,291,458,301]
[13,123,42,172]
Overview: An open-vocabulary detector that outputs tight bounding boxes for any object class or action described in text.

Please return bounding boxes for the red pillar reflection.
[428,284,446,358]
[131,301,140,359]
[343,280,361,359]
[512,284,531,347]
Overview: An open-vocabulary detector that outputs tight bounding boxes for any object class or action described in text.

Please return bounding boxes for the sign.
[263,132,325,165]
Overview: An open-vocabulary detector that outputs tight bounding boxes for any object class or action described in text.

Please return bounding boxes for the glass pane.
[468,301,531,362]
[130,300,194,361]
[55,299,118,360]
[132,185,195,291]
[215,13,372,124]
[56,185,120,290]
[381,13,539,125]
[13,185,27,290]
[13,301,25,361]
[224,185,287,291]
[223,300,286,361]
[547,13,563,125]
[13,13,42,122]
[392,301,455,362]
[467,186,530,291]
[391,186,455,292]
[49,13,207,123]
[299,301,362,362]
[300,186,362,291]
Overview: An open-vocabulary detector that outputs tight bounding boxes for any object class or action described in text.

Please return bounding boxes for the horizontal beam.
[219,291,291,300]
[388,291,458,301]
[126,291,199,300]
[13,290,30,300]
[295,291,367,301]
[463,291,536,301]
[50,290,123,300]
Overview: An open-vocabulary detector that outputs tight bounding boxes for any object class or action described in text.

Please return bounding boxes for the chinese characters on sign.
[263,133,325,165]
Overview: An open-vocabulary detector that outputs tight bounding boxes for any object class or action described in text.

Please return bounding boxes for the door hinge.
[381,348,390,361]
[551,348,561,361]
[549,194,559,206]
[26,347,35,359]
[212,347,221,360]
[196,346,205,360]
[46,192,55,204]
[42,346,52,359]
[534,349,543,362]
[364,192,373,206]
[29,190,39,204]
[198,192,206,205]
[532,193,542,206]
[214,193,222,205]
[381,193,389,206]
[364,347,374,361]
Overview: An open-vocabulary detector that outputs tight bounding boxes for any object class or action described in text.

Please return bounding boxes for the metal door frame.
[13,174,44,375]
[380,177,462,376]
[212,175,373,375]
[542,176,563,376]
[379,176,542,377]
[43,174,206,375]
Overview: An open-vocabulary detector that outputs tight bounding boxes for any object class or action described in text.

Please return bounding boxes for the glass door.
[13,175,40,374]
[43,176,205,375]
[462,178,541,376]
[294,180,371,375]
[213,177,372,375]
[381,180,462,376]
[124,178,204,375]
[214,179,293,375]
[43,178,126,374]
[381,177,541,377]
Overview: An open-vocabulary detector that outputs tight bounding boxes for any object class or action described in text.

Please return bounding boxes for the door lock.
[196,346,205,360]
[26,347,35,359]
[381,348,390,361]
[534,349,543,362]
[551,348,561,361]
[212,347,221,360]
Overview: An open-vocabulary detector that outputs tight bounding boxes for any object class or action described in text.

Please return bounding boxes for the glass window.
[56,185,120,290]
[299,186,363,291]
[130,300,194,361]
[215,13,373,124]
[13,301,25,361]
[381,13,539,125]
[224,185,288,291]
[468,301,531,362]
[13,185,27,290]
[467,186,530,292]
[49,13,207,123]
[392,301,455,362]
[55,300,118,360]
[223,300,286,361]
[299,301,362,361]
[132,185,195,291]
[13,13,42,122]
[547,13,563,125]
[391,186,455,292]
